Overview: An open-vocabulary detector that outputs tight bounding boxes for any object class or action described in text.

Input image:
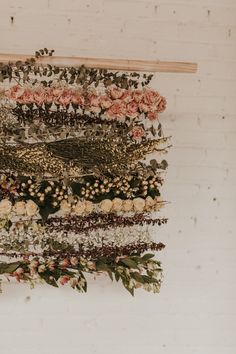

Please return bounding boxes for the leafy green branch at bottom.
[0,253,163,295]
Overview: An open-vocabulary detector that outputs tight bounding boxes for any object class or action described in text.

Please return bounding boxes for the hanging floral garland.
[0,49,170,295]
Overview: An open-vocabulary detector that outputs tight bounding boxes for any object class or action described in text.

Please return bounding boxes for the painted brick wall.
[0,1,235,353]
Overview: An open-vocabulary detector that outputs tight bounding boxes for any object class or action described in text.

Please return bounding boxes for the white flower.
[112,198,123,212]
[60,200,71,215]
[85,201,94,213]
[133,197,145,212]
[13,201,26,215]
[100,199,112,212]
[25,200,38,217]
[0,199,12,217]
[74,201,85,215]
[122,199,133,212]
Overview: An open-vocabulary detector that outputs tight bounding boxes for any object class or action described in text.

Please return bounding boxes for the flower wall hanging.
[0,49,170,295]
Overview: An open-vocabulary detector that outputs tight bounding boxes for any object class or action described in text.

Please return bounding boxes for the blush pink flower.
[147,111,158,121]
[133,90,144,103]
[20,89,35,104]
[121,90,133,103]
[99,95,112,109]
[45,88,54,104]
[52,87,63,98]
[143,89,161,105]
[126,101,139,118]
[157,96,167,112]
[138,102,149,113]
[59,259,71,268]
[88,93,100,107]
[6,85,24,100]
[59,275,70,286]
[131,126,145,140]
[12,267,24,282]
[34,88,48,105]
[106,99,126,119]
[108,85,124,99]
[58,90,73,106]
[71,93,85,106]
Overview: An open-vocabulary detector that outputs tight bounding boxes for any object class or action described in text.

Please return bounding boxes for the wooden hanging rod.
[0,53,197,73]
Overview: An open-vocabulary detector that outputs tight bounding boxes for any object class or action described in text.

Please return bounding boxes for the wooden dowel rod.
[0,53,197,73]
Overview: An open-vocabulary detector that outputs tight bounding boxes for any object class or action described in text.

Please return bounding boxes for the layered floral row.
[5,84,166,121]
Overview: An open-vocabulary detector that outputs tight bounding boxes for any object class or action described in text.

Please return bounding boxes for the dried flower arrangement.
[0,49,170,295]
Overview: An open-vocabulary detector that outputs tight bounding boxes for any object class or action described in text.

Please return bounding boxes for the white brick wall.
[0,1,235,353]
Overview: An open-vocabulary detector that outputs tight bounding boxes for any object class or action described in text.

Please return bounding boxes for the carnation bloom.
[126,101,139,118]
[157,96,167,112]
[147,111,158,121]
[131,126,145,141]
[108,85,124,99]
[106,100,126,119]
[99,95,112,109]
[59,275,70,285]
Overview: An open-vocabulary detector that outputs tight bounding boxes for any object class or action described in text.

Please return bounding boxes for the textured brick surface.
[0,1,235,353]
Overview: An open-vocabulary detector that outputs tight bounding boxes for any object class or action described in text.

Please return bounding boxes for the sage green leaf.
[120,258,138,269]
[0,262,21,274]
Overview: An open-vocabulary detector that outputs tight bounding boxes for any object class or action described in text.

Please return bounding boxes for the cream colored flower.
[13,201,26,216]
[70,278,79,288]
[38,264,46,273]
[100,199,112,212]
[60,200,71,215]
[85,201,94,213]
[133,197,145,212]
[74,201,85,215]
[122,199,133,212]
[112,198,123,212]
[25,200,38,217]
[145,196,155,211]
[70,257,78,266]
[0,199,12,217]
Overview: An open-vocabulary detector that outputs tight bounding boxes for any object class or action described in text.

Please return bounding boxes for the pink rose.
[59,259,71,268]
[72,93,85,106]
[143,89,161,105]
[138,102,149,113]
[133,90,144,103]
[108,85,124,99]
[99,95,112,109]
[157,96,167,113]
[12,267,24,282]
[45,88,54,104]
[52,87,63,97]
[58,90,73,106]
[6,85,24,100]
[59,275,70,285]
[106,100,126,119]
[121,90,133,103]
[131,126,145,140]
[20,89,35,104]
[34,88,48,105]
[88,93,100,107]
[147,111,158,121]
[126,101,139,118]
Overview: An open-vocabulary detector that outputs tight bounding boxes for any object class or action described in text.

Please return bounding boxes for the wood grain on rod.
[0,53,198,73]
